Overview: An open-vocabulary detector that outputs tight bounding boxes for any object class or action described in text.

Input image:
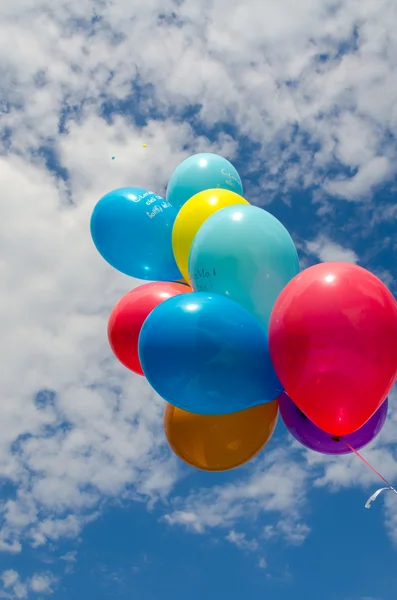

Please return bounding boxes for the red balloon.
[108,282,191,375]
[269,262,397,436]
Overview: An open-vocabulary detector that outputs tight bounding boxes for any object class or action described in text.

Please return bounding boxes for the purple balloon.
[279,392,388,455]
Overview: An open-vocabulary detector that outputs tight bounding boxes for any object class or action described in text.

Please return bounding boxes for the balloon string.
[341,440,393,487]
[341,439,397,509]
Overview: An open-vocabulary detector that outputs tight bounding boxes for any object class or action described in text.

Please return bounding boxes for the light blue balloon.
[90,187,181,281]
[138,292,282,415]
[188,204,300,331]
[166,153,243,211]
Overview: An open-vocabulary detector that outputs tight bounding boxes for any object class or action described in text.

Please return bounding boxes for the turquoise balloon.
[166,153,243,211]
[90,187,181,281]
[188,204,300,331]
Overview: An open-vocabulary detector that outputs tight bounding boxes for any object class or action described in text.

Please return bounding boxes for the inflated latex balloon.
[138,292,282,415]
[108,282,191,375]
[164,400,278,471]
[279,392,388,455]
[166,153,243,211]
[269,262,397,436]
[189,204,300,331]
[172,188,249,282]
[90,187,181,280]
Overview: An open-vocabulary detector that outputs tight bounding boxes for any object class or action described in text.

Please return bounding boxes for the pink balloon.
[269,262,397,436]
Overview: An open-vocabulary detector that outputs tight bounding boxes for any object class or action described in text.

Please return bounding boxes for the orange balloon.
[164,400,278,471]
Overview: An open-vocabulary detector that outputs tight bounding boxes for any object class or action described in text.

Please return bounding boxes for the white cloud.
[325,156,391,201]
[1,572,19,589]
[226,530,259,551]
[29,574,55,594]
[60,551,77,563]
[263,520,310,546]
[164,448,311,545]
[2,0,397,195]
[0,571,55,599]
[306,235,358,263]
[258,557,267,570]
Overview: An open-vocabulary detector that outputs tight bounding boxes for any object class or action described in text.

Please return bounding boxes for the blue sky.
[1,0,397,599]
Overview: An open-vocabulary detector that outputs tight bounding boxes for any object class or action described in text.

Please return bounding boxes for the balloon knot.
[331,436,341,442]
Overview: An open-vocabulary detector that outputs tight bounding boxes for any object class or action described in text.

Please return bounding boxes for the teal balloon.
[188,204,300,331]
[166,153,243,211]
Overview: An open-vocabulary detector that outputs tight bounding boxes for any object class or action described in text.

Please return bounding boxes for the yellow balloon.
[172,189,249,282]
[164,400,278,472]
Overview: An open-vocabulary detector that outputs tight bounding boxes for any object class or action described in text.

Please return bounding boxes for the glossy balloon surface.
[139,292,282,415]
[164,400,278,471]
[269,262,397,436]
[172,188,249,282]
[108,282,191,375]
[90,187,181,280]
[189,204,300,331]
[166,153,243,211]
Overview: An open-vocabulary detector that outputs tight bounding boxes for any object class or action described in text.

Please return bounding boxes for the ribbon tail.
[365,486,397,509]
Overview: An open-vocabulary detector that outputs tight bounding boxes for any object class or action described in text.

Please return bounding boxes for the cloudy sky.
[1,0,397,598]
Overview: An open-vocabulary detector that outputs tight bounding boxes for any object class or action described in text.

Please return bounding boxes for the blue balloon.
[188,205,300,331]
[90,187,181,281]
[166,153,243,211]
[138,292,282,415]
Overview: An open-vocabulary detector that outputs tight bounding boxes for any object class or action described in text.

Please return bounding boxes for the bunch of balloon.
[89,154,287,471]
[90,158,397,497]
